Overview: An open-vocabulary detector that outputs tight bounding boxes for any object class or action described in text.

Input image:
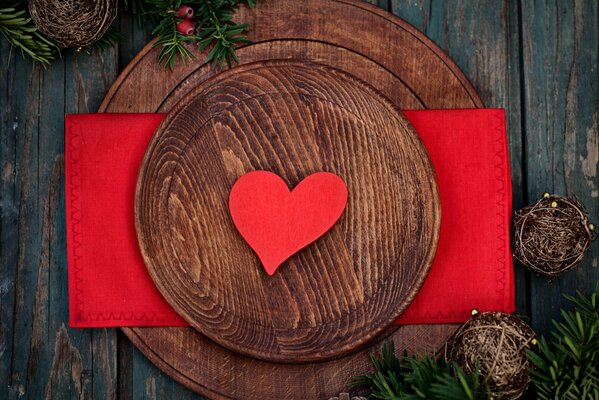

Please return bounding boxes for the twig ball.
[446,311,536,399]
[29,0,117,48]
[513,194,595,276]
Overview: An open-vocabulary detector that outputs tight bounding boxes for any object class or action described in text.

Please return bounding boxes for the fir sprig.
[353,283,599,400]
[0,2,58,66]
[352,342,492,400]
[0,0,253,69]
[527,283,599,400]
[196,0,252,68]
[147,0,254,69]
[147,0,195,69]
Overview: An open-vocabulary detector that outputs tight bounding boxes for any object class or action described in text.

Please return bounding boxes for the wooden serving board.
[135,60,440,363]
[99,0,483,398]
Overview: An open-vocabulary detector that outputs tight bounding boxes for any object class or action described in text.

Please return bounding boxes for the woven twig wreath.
[446,311,536,400]
[513,194,595,276]
[29,0,117,48]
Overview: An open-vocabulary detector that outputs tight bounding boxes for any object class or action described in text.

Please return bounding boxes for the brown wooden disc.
[135,61,440,363]
[99,0,484,397]
[122,324,458,400]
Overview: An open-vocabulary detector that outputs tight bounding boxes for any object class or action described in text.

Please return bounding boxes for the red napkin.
[66,109,514,328]
[397,109,514,324]
[67,114,187,327]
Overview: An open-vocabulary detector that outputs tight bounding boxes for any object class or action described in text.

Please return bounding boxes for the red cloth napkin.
[66,109,514,328]
[397,109,514,324]
[67,114,187,326]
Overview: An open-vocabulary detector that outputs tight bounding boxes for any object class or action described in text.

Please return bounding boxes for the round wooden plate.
[100,0,484,397]
[135,61,440,363]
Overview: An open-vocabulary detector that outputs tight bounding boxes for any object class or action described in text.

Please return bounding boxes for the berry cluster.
[176,5,195,36]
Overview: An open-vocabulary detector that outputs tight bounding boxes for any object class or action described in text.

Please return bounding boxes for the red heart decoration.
[229,171,348,276]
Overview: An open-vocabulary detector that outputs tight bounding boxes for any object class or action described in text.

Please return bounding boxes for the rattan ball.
[446,311,536,400]
[29,0,117,48]
[513,193,595,276]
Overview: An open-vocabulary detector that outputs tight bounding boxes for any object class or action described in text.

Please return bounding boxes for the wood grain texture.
[521,0,598,334]
[396,0,531,324]
[122,324,456,400]
[0,42,119,399]
[136,61,440,362]
[2,0,596,399]
[100,0,479,397]
[389,0,598,338]
[102,2,483,112]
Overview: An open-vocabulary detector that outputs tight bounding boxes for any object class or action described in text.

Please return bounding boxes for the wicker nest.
[446,311,536,400]
[513,193,595,276]
[29,0,117,48]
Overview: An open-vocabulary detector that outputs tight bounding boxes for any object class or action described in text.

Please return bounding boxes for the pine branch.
[0,0,254,68]
[195,0,252,68]
[527,282,599,400]
[351,342,492,400]
[355,283,599,400]
[145,0,254,69]
[146,0,193,69]
[0,2,58,66]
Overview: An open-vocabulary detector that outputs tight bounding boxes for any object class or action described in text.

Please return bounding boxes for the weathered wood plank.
[117,15,155,70]
[2,53,49,399]
[391,0,529,316]
[1,1,596,399]
[65,45,121,400]
[114,14,205,400]
[365,0,390,11]
[0,30,120,400]
[521,0,598,335]
[0,38,25,400]
[118,337,205,400]
[390,0,430,31]
[33,53,76,400]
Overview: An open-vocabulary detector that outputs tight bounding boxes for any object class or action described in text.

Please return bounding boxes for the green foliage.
[527,283,599,400]
[147,0,195,69]
[196,0,253,68]
[354,284,599,400]
[0,0,254,69]
[146,0,254,69]
[0,1,58,66]
[352,342,492,400]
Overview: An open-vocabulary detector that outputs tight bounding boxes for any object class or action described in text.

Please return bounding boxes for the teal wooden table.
[1,1,597,398]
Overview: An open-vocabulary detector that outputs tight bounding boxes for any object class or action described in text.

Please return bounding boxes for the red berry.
[177,5,194,19]
[177,19,195,36]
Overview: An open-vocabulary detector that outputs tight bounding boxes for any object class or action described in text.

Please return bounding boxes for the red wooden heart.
[229,171,348,275]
